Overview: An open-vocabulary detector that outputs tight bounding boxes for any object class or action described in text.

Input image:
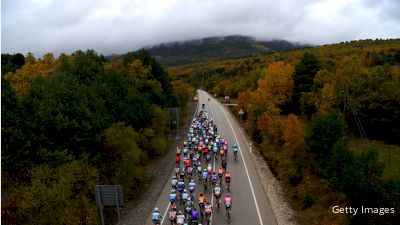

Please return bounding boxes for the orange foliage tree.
[283,114,304,154]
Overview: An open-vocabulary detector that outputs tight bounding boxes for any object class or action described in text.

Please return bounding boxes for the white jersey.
[214,186,221,196]
[176,214,185,224]
[182,193,190,201]
[189,182,196,191]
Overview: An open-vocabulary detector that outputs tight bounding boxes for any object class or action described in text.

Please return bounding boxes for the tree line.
[1,49,194,224]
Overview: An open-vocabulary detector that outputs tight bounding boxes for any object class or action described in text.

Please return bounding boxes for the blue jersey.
[191,210,199,220]
[169,193,177,201]
[178,182,185,190]
[202,171,208,178]
[152,212,161,220]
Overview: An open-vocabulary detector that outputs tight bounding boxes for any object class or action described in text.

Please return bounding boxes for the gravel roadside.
[117,102,197,225]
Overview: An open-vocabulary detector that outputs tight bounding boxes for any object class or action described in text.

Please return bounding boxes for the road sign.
[95,185,124,225]
[239,108,244,115]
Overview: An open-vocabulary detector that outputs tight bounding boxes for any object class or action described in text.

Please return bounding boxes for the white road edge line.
[207,91,264,225]
[160,202,170,225]
[161,95,200,225]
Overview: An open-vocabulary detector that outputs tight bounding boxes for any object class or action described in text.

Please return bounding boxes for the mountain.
[145,35,310,67]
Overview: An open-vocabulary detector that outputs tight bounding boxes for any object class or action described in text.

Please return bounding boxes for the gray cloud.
[2,0,399,56]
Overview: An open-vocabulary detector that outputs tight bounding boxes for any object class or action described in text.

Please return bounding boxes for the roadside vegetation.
[169,39,400,225]
[1,50,194,224]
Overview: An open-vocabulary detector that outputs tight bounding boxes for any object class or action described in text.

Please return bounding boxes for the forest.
[168,39,400,225]
[1,50,194,224]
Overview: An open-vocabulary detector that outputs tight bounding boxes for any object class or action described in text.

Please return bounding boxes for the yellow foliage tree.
[5,53,58,96]
[283,114,304,154]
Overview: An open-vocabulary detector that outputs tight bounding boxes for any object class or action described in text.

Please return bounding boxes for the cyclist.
[185,158,191,170]
[207,163,212,177]
[217,166,224,184]
[169,207,177,225]
[175,167,180,178]
[178,180,185,198]
[191,207,200,224]
[202,169,208,189]
[197,163,202,181]
[152,208,163,225]
[176,211,186,225]
[198,193,206,214]
[179,168,185,181]
[224,193,232,218]
[214,183,222,208]
[188,179,196,200]
[233,143,238,160]
[186,165,193,181]
[182,189,190,205]
[176,155,181,167]
[211,172,218,186]
[171,176,178,190]
[169,189,177,206]
[221,158,227,171]
[184,200,193,220]
[225,171,231,190]
[204,200,212,224]
[176,146,181,155]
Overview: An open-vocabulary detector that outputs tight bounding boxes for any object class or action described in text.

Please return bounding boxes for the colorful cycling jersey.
[198,196,205,204]
[178,181,185,190]
[202,171,208,178]
[189,182,196,191]
[205,205,212,214]
[197,166,202,172]
[213,147,218,152]
[224,196,232,207]
[176,215,185,224]
[187,167,193,174]
[169,193,177,201]
[191,210,199,220]
[214,187,221,196]
[211,174,217,180]
[182,193,189,201]
[152,212,161,220]
[207,165,212,173]
[171,179,178,186]
[169,211,176,220]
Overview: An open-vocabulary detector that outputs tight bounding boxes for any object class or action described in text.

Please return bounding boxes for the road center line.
[207,91,264,225]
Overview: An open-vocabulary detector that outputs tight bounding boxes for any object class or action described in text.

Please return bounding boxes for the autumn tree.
[283,114,304,154]
[5,53,58,96]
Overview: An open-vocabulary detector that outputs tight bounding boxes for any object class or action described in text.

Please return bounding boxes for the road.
[146,90,277,225]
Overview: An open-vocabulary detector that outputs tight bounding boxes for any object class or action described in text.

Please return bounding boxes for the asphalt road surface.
[146,90,277,225]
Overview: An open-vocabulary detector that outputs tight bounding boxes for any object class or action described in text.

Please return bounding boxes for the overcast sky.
[2,0,400,56]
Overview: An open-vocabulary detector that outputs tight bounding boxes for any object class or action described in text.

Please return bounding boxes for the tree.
[293,52,320,113]
[5,53,58,96]
[283,114,304,154]
[5,161,99,225]
[304,111,346,167]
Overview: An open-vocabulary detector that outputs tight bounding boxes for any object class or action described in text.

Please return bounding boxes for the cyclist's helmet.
[154,207,159,212]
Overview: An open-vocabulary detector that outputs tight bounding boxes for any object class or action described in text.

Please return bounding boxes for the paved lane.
[146,90,277,225]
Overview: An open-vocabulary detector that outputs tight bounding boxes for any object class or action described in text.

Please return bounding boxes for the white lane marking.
[206,91,264,225]
[160,202,170,224]
[161,93,200,225]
